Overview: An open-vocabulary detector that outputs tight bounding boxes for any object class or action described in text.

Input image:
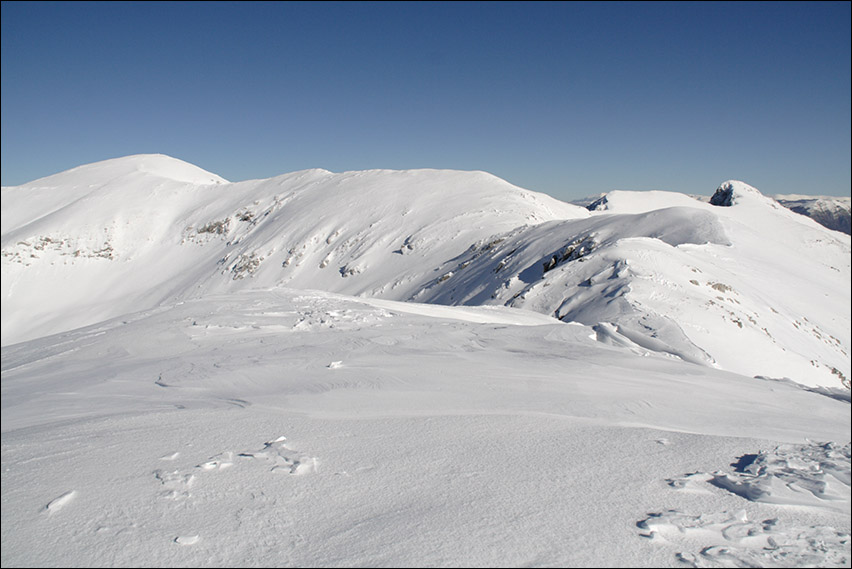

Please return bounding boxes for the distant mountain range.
[773,195,851,235]
[2,155,849,389]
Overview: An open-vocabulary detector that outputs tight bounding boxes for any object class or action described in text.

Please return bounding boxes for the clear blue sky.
[2,1,850,200]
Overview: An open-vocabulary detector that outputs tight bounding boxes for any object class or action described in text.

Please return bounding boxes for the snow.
[417,191,849,388]
[2,156,850,567]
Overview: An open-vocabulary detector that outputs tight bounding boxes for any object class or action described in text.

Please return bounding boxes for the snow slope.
[2,289,849,567]
[586,190,852,235]
[1,156,585,346]
[417,181,851,388]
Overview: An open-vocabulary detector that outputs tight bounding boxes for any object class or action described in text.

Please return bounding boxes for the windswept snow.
[2,288,850,567]
[1,156,850,567]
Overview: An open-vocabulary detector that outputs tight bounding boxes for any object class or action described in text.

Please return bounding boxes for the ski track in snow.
[640,441,852,567]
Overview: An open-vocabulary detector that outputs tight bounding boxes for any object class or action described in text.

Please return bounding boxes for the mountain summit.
[24,153,229,186]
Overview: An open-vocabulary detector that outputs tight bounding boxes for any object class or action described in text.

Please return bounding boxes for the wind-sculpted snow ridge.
[639,441,851,567]
[639,509,850,568]
[1,157,849,388]
[711,441,851,511]
[411,207,731,367]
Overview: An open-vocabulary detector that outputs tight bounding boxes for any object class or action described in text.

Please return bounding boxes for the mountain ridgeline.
[2,155,849,389]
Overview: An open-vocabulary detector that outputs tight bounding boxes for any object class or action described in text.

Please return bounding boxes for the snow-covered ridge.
[419,185,850,388]
[2,156,849,389]
[585,183,852,235]
[1,155,587,344]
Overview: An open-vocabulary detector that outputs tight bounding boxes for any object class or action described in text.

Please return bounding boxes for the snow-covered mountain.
[439,180,851,389]
[774,194,851,235]
[2,156,850,568]
[1,154,585,345]
[3,156,849,389]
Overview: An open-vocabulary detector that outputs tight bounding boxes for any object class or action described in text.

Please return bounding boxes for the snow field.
[2,289,849,566]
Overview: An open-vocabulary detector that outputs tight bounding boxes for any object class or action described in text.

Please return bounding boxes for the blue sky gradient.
[2,1,850,200]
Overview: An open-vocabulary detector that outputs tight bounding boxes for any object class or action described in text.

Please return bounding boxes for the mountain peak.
[89,153,229,185]
[21,154,229,187]
[710,180,765,207]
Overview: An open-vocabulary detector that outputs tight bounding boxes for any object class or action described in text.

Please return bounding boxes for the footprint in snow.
[154,436,317,500]
[199,451,235,471]
[153,469,196,500]
[237,436,319,475]
[665,472,714,494]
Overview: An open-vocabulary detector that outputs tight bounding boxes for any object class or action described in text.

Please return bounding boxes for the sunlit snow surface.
[2,289,850,567]
[1,157,850,567]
